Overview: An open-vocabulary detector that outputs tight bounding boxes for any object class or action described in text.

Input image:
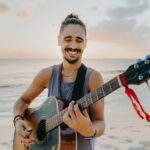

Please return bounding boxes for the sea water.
[0,59,149,126]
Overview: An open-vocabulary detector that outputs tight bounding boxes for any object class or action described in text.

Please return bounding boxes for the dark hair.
[59,13,86,35]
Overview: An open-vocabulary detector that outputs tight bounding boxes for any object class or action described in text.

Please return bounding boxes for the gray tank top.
[48,64,95,150]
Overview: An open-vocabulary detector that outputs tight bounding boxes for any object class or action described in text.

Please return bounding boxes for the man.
[13,14,105,150]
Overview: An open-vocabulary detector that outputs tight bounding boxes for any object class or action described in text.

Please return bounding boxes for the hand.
[63,101,95,137]
[15,119,34,147]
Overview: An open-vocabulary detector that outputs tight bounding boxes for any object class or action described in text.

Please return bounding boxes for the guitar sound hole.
[36,120,46,141]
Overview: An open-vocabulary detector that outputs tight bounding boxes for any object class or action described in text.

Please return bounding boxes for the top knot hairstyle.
[59,13,87,36]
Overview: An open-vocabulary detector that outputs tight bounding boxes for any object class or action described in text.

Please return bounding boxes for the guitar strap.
[71,63,87,101]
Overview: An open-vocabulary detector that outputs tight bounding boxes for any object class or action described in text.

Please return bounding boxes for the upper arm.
[88,70,105,121]
[21,66,53,103]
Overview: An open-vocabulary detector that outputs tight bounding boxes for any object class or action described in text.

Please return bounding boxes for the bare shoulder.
[20,66,53,103]
[88,69,104,92]
[88,69,105,121]
[32,66,53,88]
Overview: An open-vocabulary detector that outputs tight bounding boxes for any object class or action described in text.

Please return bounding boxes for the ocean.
[0,59,150,126]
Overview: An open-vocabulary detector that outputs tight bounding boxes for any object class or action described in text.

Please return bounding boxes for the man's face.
[58,24,87,64]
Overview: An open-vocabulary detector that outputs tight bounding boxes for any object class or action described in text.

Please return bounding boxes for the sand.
[0,110,150,150]
[0,124,14,150]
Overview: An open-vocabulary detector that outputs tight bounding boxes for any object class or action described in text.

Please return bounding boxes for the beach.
[1,105,150,150]
[0,59,150,150]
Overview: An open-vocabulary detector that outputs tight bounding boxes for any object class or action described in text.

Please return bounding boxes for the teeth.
[68,51,77,55]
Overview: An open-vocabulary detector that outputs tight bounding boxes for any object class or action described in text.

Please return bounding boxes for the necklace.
[59,63,76,99]
[62,71,76,77]
[61,66,77,77]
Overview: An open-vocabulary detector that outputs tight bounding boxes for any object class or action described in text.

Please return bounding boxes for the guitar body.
[13,96,77,150]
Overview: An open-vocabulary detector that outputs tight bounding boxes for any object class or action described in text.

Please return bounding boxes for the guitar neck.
[46,76,121,132]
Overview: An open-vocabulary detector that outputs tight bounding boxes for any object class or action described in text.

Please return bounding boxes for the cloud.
[16,10,30,18]
[15,0,47,18]
[90,6,99,11]
[0,2,10,15]
[26,0,47,5]
[107,0,149,19]
[88,19,150,50]
[88,0,150,51]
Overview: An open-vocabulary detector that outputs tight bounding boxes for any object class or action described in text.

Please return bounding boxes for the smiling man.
[13,14,105,150]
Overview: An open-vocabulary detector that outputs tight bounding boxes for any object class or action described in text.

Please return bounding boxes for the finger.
[23,122,32,132]
[82,109,89,118]
[19,129,30,138]
[68,101,76,120]
[19,129,34,142]
[63,112,72,125]
[19,134,34,145]
[23,140,32,147]
[24,130,33,139]
[74,104,83,118]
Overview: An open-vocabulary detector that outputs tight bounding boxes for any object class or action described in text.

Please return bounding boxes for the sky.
[0,0,149,59]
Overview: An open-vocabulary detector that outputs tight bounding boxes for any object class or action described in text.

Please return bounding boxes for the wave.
[101,70,125,74]
[0,84,25,89]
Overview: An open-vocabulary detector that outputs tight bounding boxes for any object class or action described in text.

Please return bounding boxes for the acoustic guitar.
[13,56,150,150]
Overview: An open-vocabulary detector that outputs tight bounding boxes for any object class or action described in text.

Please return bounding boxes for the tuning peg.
[136,59,142,63]
[146,80,150,90]
[146,55,150,59]
[134,59,142,69]
[145,55,150,64]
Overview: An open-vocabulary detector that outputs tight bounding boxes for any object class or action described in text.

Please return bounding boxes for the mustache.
[64,48,81,53]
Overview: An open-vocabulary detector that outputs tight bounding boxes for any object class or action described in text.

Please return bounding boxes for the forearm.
[13,98,29,117]
[92,120,105,137]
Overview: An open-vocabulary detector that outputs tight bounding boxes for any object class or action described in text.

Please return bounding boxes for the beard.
[64,56,79,64]
[64,48,81,64]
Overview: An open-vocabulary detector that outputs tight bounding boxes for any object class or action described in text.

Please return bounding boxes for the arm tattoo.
[20,97,30,105]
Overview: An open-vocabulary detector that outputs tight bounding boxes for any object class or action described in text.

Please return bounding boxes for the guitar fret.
[91,92,97,103]
[87,94,92,105]
[59,112,63,124]
[111,78,120,91]
[84,97,88,107]
[103,83,111,96]
[88,94,93,105]
[96,87,103,99]
[101,86,105,96]
[80,98,87,108]
[96,90,99,100]
[109,82,113,92]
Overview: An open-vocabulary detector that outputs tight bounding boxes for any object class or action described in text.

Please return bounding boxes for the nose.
[70,42,78,49]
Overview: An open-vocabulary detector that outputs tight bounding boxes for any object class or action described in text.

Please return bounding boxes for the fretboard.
[46,76,121,132]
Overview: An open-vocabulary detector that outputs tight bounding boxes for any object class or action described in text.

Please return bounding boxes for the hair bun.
[65,13,79,20]
[60,13,86,35]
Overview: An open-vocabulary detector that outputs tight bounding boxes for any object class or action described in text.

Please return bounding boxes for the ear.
[84,38,87,48]
[58,35,61,46]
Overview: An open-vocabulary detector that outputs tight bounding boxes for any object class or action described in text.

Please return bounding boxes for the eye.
[64,37,71,42]
[76,39,83,43]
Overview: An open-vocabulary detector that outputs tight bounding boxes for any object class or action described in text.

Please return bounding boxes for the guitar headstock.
[124,55,150,85]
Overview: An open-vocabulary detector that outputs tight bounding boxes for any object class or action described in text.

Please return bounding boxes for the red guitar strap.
[119,74,150,122]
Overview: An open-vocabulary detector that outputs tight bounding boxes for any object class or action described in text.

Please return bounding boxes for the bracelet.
[84,128,97,139]
[13,115,24,127]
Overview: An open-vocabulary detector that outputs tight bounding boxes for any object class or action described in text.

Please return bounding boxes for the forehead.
[60,24,86,39]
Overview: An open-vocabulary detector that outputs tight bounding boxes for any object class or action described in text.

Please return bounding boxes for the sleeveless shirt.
[48,64,95,150]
